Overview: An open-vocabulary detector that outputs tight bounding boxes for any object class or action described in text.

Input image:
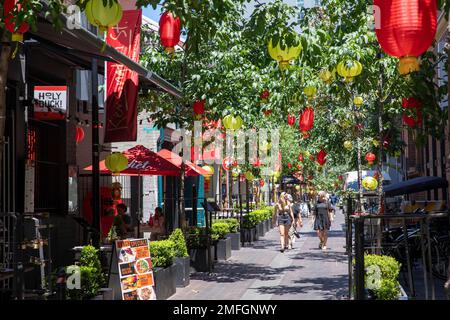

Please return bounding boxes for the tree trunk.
[0,30,12,203]
[445,17,450,300]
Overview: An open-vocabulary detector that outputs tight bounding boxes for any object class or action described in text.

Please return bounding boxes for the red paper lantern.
[263,109,273,116]
[76,126,85,144]
[260,90,270,103]
[299,107,314,138]
[287,114,296,127]
[288,163,292,169]
[252,158,261,168]
[297,153,303,162]
[260,180,265,187]
[402,98,423,128]
[374,0,437,75]
[4,0,30,42]
[365,152,376,166]
[338,175,343,181]
[297,164,302,170]
[316,149,327,166]
[193,100,205,116]
[159,11,181,54]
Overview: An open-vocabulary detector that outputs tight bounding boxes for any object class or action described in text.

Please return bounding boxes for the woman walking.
[273,192,295,253]
[313,191,334,250]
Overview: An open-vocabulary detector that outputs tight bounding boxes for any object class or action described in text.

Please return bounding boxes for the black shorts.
[277,214,292,225]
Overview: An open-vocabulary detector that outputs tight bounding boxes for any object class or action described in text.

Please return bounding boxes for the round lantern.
[374,0,437,75]
[159,11,181,54]
[231,168,240,178]
[365,152,376,166]
[344,141,353,151]
[202,165,215,180]
[223,115,243,130]
[193,100,205,118]
[260,180,265,187]
[402,98,423,128]
[4,0,30,42]
[267,36,302,70]
[76,126,85,144]
[316,149,327,166]
[260,90,270,103]
[303,86,317,100]
[287,114,296,127]
[244,171,255,181]
[362,176,378,191]
[319,69,332,84]
[297,164,302,170]
[105,152,128,175]
[299,107,314,138]
[288,163,292,169]
[84,0,123,34]
[337,60,362,82]
[353,96,363,107]
[298,153,303,162]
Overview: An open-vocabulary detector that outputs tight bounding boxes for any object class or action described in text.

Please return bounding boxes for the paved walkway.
[170,210,349,300]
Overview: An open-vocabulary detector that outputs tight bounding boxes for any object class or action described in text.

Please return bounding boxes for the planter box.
[253,226,260,241]
[189,247,214,272]
[266,219,272,231]
[153,264,177,300]
[398,284,408,300]
[257,222,264,237]
[226,232,241,250]
[241,228,255,244]
[173,256,190,288]
[214,237,231,261]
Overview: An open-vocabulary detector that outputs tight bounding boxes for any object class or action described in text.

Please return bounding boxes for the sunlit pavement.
[170,211,348,300]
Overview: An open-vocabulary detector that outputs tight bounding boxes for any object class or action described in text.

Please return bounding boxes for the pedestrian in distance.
[273,192,295,253]
[313,191,334,250]
[288,194,303,248]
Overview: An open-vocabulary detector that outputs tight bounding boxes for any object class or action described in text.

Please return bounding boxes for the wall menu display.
[115,238,156,300]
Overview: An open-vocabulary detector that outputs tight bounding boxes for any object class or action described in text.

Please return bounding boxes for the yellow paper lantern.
[268,36,302,70]
[84,0,123,34]
[344,141,353,151]
[295,185,301,191]
[303,86,317,100]
[105,152,128,175]
[231,168,240,178]
[362,176,378,191]
[244,171,255,181]
[202,165,215,180]
[337,60,363,82]
[353,96,364,107]
[319,69,332,84]
[223,115,243,130]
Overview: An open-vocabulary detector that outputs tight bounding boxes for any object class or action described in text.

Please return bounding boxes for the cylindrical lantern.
[365,152,376,166]
[316,149,327,166]
[267,36,302,70]
[4,0,30,42]
[288,163,292,169]
[303,86,317,100]
[260,90,270,103]
[402,97,423,128]
[193,100,205,117]
[287,114,296,127]
[105,152,128,175]
[159,11,181,54]
[299,107,314,138]
[374,0,437,75]
[297,153,303,162]
[252,158,261,168]
[76,126,85,144]
[344,141,353,151]
[260,180,264,187]
[84,0,123,34]
[319,69,332,84]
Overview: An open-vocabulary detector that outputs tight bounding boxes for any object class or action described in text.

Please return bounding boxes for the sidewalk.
[170,211,349,300]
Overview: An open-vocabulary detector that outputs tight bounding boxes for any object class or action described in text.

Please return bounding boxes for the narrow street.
[171,211,348,300]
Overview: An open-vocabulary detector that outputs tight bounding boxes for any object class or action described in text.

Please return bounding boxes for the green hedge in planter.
[168,228,189,258]
[364,254,401,300]
[213,218,239,233]
[150,240,176,268]
[187,227,209,249]
[211,222,230,242]
[242,213,259,229]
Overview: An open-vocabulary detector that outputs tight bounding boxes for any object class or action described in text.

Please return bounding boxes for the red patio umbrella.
[157,149,210,176]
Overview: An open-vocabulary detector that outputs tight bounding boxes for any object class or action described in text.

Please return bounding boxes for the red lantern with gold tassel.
[298,153,303,162]
[159,11,181,54]
[193,100,205,119]
[4,0,30,42]
[287,114,296,127]
[316,149,327,166]
[374,0,437,75]
[402,97,423,128]
[260,90,270,103]
[299,107,314,138]
[365,152,376,166]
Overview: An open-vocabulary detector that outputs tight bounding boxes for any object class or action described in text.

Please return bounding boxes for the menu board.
[115,238,156,300]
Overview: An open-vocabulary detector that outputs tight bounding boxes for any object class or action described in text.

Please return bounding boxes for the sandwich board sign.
[108,238,156,300]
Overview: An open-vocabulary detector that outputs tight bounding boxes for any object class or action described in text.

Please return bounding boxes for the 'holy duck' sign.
[33,86,67,112]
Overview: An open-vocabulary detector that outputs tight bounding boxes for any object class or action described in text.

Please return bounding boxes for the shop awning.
[84,145,182,176]
[157,149,210,177]
[29,6,182,98]
[383,176,448,197]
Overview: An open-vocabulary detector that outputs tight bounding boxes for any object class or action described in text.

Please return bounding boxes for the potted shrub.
[241,213,258,244]
[66,245,106,300]
[211,222,231,260]
[187,227,214,272]
[150,240,176,300]
[168,229,190,288]
[364,254,405,300]
[221,218,241,250]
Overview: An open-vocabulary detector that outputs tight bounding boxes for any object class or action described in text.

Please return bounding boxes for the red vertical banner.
[104,10,142,143]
